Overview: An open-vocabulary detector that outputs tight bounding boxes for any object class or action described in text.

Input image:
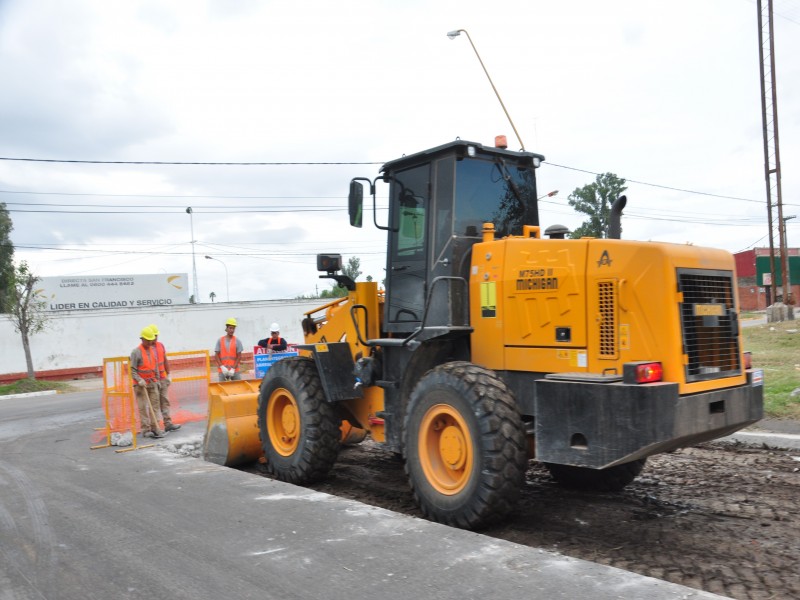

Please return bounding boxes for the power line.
[544,162,765,204]
[0,191,343,199]
[6,207,346,214]
[0,157,777,205]
[0,157,382,166]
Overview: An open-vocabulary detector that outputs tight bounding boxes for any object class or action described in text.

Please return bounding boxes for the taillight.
[743,351,753,369]
[623,361,663,384]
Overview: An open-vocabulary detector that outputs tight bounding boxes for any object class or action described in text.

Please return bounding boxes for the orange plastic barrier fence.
[91,350,211,452]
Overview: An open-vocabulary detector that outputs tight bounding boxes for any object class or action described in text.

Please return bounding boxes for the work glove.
[137,379,146,387]
[166,375,172,384]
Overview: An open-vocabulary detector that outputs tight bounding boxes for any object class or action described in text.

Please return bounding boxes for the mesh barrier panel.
[167,350,213,424]
[93,350,211,449]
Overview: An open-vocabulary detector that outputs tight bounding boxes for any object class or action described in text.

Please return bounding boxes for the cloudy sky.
[1,0,799,302]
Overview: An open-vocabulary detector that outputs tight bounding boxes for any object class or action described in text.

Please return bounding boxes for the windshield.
[454,157,538,238]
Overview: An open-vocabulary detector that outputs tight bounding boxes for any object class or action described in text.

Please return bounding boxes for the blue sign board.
[254,351,299,379]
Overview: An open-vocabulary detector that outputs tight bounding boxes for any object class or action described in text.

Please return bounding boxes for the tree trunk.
[21,328,35,379]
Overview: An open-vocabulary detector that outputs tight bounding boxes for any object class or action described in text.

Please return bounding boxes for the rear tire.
[544,458,647,492]
[403,362,527,530]
[257,357,340,484]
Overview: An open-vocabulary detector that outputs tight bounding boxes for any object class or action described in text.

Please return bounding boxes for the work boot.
[143,431,155,438]
[165,423,182,432]
[152,430,165,439]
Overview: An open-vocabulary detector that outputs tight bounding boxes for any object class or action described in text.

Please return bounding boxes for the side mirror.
[348,180,363,228]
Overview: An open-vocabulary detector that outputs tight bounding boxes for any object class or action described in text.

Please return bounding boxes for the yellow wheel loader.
[224,139,763,530]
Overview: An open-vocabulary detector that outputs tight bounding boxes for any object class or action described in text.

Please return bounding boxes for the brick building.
[734,247,800,310]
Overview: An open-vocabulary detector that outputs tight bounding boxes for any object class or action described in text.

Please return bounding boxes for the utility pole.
[757,0,792,309]
[186,207,200,302]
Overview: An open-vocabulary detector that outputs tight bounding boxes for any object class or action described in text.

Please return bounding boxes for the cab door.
[385,163,429,332]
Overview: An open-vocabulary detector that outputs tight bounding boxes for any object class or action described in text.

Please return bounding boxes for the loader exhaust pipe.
[607,195,626,240]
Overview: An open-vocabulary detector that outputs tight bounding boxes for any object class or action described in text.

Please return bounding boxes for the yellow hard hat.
[140,326,156,341]
[226,318,238,327]
[148,324,159,336]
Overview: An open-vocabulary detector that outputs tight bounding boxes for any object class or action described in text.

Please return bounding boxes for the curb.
[0,390,59,401]
[724,430,800,451]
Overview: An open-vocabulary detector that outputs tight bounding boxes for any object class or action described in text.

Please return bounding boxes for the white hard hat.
[270,322,280,332]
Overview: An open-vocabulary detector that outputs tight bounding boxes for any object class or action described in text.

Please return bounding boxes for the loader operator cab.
[348,140,545,337]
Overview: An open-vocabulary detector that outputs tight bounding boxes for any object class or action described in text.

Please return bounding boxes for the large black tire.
[544,458,647,492]
[403,362,527,530]
[257,357,340,484]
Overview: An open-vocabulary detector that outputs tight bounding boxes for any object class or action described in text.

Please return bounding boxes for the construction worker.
[131,326,164,438]
[257,322,288,353]
[215,317,243,381]
[149,324,181,432]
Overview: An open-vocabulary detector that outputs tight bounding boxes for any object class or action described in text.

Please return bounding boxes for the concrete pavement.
[0,384,736,600]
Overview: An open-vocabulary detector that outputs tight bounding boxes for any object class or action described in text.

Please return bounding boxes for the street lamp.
[205,255,230,302]
[538,190,559,200]
[186,207,199,302]
[447,28,525,151]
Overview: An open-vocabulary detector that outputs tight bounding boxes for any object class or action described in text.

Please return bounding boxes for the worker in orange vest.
[131,326,164,438]
[149,323,181,432]
[214,317,243,381]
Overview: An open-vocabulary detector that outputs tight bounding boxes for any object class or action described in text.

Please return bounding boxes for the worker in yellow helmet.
[130,326,164,438]
[148,324,181,432]
[214,318,242,381]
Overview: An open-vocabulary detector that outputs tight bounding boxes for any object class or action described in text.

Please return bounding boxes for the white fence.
[0,298,323,377]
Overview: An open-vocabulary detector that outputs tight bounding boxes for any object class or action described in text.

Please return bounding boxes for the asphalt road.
[0,389,734,600]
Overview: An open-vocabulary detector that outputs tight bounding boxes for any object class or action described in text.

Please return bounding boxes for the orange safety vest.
[155,341,168,378]
[219,335,239,372]
[137,344,159,384]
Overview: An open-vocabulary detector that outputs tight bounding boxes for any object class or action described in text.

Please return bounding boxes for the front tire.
[257,357,340,484]
[403,362,527,530]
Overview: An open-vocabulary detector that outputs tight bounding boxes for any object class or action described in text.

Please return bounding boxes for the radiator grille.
[598,281,617,358]
[678,269,741,382]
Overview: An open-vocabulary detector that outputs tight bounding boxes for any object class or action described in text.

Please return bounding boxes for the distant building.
[734,248,799,310]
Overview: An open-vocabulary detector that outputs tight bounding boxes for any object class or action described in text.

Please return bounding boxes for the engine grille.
[677,269,741,382]
[598,281,617,358]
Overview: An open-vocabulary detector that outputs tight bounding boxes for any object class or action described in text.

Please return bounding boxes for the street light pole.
[205,255,230,302]
[447,28,525,151]
[186,207,199,302]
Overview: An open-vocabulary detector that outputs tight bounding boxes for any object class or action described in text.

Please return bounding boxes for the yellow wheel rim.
[267,387,300,457]
[418,403,473,495]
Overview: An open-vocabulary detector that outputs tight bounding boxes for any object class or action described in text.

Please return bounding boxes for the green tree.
[342,256,362,282]
[567,173,627,239]
[0,202,14,312]
[7,261,49,379]
[320,256,363,298]
[319,285,346,298]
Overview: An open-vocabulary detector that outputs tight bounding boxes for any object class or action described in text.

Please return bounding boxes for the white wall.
[0,298,324,376]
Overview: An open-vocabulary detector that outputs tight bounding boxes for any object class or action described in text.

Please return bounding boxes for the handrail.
[362,276,471,349]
